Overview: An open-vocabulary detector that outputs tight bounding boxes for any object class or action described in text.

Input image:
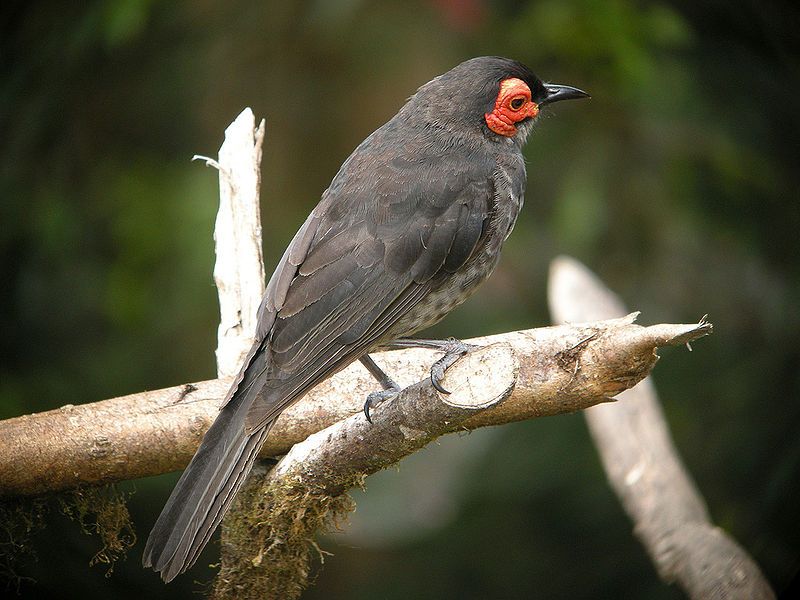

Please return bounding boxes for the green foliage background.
[2,0,798,597]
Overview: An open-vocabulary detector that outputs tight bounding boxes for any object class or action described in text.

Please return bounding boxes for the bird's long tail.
[142,393,273,582]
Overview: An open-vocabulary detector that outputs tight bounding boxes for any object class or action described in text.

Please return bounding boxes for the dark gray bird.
[143,56,587,582]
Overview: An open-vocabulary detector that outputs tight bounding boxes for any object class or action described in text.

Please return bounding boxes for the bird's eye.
[509,96,526,111]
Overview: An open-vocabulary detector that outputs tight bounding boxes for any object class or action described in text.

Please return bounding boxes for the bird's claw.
[429,338,477,394]
[363,386,400,423]
[362,338,477,418]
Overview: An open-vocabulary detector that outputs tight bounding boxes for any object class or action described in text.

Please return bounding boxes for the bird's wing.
[231,144,497,432]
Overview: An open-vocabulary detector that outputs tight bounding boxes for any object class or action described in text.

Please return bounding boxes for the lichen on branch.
[213,462,361,600]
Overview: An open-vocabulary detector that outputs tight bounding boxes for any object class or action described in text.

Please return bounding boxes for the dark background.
[2,0,798,598]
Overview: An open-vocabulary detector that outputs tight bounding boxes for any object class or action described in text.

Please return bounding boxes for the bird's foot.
[359,338,477,420]
[428,339,477,394]
[383,337,478,394]
[360,355,402,423]
[363,385,401,424]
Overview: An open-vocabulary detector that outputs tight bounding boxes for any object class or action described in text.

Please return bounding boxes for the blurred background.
[1,0,798,598]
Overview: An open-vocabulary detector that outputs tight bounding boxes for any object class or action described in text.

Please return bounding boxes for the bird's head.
[403,56,588,145]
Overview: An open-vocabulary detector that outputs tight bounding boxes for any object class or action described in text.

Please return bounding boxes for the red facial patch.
[485,78,539,137]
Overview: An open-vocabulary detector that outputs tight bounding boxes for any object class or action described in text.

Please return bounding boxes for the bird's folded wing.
[236,155,496,432]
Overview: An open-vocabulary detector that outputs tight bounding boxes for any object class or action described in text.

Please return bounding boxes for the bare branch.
[212,108,266,377]
[548,255,773,600]
[0,316,710,498]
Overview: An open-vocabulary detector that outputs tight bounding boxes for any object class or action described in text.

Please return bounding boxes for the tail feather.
[172,425,271,580]
[142,389,273,582]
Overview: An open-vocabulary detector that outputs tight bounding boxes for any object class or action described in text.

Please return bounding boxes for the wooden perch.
[0,316,711,498]
[548,256,774,600]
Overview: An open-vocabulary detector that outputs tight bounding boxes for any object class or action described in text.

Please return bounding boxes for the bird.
[143,56,588,582]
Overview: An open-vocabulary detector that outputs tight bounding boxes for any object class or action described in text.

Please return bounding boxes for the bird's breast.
[388,162,524,338]
[388,253,502,337]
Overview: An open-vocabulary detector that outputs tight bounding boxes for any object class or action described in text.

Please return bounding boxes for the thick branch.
[548,256,773,600]
[0,316,710,498]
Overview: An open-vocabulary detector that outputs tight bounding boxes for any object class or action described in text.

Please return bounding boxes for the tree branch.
[548,255,774,600]
[0,316,710,498]
[197,107,266,378]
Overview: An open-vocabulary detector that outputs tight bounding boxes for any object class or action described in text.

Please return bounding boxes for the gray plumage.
[143,56,586,582]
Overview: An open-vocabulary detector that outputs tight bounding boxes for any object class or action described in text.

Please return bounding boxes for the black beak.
[538,83,590,106]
